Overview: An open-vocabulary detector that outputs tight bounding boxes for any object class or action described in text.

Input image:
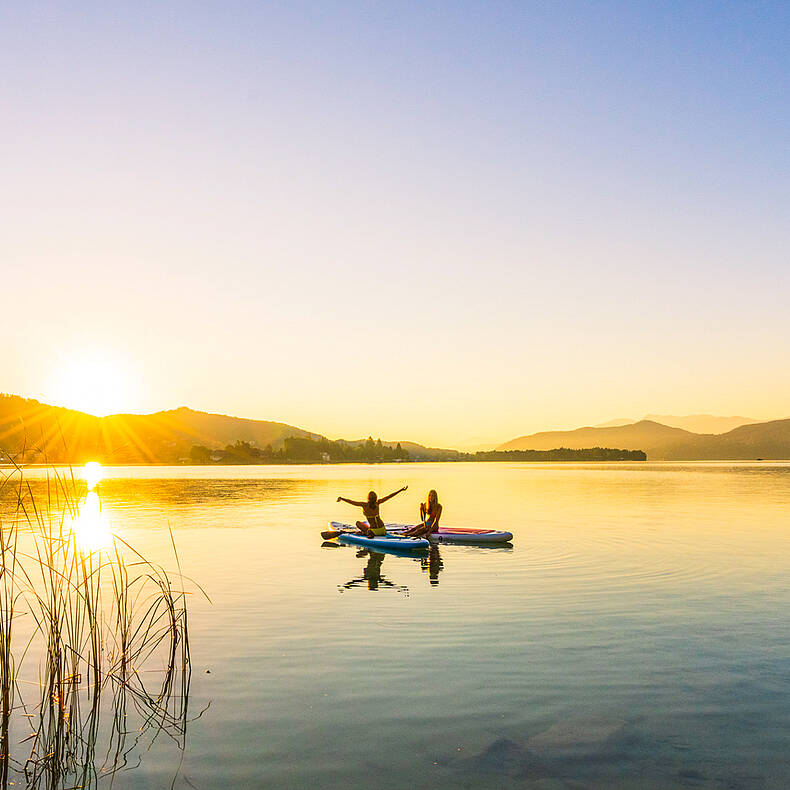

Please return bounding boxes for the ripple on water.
[508,517,764,604]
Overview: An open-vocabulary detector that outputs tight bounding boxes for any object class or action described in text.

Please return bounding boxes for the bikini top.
[362,502,380,519]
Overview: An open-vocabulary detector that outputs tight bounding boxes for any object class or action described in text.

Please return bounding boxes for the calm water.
[9,462,790,789]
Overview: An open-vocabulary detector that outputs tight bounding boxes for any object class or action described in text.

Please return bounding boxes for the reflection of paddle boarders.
[420,545,444,586]
[340,550,409,595]
[336,486,408,536]
[360,549,384,590]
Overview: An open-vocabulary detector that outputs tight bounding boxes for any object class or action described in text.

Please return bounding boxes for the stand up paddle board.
[386,523,514,544]
[328,522,430,551]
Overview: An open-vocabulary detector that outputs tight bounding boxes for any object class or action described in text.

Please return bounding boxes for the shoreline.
[4,458,790,470]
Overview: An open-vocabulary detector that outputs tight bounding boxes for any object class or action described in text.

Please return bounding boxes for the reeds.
[0,459,196,788]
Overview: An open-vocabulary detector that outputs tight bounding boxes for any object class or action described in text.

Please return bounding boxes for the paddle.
[321,521,372,539]
[323,522,416,540]
[321,527,355,540]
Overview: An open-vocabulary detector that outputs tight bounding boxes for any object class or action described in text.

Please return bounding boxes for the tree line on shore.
[471,447,646,461]
[190,436,411,464]
[189,436,646,464]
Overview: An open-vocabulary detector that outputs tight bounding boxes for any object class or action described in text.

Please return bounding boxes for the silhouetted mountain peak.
[499,416,790,460]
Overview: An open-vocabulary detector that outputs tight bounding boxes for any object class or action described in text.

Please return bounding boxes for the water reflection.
[331,543,447,593]
[82,460,103,491]
[68,490,112,552]
[420,545,444,585]
[61,463,112,553]
[9,462,790,789]
[0,476,324,526]
[339,549,411,595]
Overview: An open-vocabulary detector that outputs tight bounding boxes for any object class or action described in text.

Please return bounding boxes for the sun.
[51,349,134,417]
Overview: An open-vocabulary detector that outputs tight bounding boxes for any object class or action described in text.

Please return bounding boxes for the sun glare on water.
[84,460,103,491]
[69,462,111,553]
[71,491,112,552]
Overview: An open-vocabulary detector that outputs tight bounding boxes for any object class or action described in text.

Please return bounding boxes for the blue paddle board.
[329,522,430,551]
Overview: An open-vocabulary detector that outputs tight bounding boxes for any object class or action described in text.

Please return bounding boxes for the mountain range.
[595,414,764,434]
[0,394,460,464]
[0,394,323,463]
[2,393,788,463]
[498,418,790,460]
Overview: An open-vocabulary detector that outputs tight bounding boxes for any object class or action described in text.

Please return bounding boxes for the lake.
[6,461,790,789]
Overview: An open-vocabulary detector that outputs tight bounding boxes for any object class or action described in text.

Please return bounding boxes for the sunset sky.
[3,1,788,447]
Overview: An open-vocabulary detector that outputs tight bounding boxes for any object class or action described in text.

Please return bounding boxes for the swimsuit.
[424,506,440,533]
[367,523,387,536]
[362,505,387,535]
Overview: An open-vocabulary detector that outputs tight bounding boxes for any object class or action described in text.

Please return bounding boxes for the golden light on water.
[69,462,111,552]
[83,461,103,491]
[69,491,112,552]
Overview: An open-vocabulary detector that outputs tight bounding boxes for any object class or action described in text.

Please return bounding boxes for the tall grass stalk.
[0,459,197,788]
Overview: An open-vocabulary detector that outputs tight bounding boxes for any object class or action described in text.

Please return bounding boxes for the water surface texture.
[16,462,790,789]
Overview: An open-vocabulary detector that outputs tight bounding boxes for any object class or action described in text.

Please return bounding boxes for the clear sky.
[2,1,788,448]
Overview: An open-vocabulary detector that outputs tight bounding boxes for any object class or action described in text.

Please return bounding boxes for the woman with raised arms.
[336,486,408,537]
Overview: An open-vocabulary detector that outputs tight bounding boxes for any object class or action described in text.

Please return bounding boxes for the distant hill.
[656,418,790,461]
[594,414,763,433]
[0,394,462,464]
[4,393,787,464]
[499,418,790,460]
[643,414,763,434]
[0,394,322,464]
[499,420,692,456]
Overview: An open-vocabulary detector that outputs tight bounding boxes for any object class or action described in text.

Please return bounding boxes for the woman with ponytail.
[336,486,408,537]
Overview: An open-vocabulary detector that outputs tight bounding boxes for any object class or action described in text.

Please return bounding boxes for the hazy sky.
[2,1,788,447]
